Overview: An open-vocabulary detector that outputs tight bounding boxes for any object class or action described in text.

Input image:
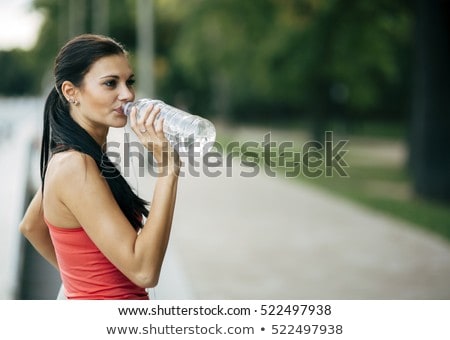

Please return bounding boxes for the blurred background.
[0,0,449,299]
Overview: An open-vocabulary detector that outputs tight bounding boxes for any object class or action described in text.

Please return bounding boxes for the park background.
[0,0,449,299]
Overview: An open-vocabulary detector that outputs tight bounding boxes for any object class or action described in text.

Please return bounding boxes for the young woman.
[19,34,180,299]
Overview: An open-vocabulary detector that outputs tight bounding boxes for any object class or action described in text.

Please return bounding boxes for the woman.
[19,34,180,299]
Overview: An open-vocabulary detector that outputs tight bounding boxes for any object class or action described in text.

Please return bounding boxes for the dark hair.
[41,34,148,230]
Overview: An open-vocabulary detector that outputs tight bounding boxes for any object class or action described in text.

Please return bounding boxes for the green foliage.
[0,49,40,95]
[162,0,413,122]
[108,0,136,50]
[0,0,413,125]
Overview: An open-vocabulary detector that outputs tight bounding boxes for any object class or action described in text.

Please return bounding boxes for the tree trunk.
[410,0,450,202]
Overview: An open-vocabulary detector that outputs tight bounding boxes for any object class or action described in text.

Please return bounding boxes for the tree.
[166,0,412,130]
[1,0,414,136]
[0,50,40,95]
[410,0,450,202]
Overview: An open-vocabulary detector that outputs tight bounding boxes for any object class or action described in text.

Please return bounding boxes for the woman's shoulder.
[48,150,99,181]
[43,150,104,226]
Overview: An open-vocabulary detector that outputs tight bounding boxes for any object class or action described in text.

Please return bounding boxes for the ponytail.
[40,87,61,187]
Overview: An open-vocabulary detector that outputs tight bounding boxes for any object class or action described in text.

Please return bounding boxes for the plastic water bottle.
[123,98,216,154]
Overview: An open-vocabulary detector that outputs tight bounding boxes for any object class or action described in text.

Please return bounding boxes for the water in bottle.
[123,99,216,154]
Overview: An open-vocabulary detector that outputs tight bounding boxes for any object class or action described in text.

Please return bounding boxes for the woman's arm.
[19,188,59,270]
[54,104,180,288]
[55,152,178,288]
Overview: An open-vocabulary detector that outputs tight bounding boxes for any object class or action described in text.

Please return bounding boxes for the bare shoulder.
[46,150,107,203]
[48,150,98,179]
[44,150,106,227]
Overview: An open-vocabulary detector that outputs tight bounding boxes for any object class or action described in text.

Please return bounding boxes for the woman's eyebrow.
[100,74,135,79]
[100,74,119,79]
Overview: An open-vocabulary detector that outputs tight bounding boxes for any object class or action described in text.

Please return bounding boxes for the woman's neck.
[70,111,109,149]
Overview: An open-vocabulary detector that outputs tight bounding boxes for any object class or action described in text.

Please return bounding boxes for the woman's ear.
[61,80,79,103]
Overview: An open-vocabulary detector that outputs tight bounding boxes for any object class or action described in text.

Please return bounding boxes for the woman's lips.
[114,106,125,115]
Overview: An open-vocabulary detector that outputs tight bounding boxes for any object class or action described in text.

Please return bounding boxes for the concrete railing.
[0,98,61,299]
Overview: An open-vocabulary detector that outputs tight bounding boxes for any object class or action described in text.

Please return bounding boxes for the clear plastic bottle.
[123,98,216,154]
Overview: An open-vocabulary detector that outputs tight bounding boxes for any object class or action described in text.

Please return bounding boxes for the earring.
[68,98,79,106]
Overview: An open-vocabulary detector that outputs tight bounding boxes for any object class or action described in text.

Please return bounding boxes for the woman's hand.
[129,103,180,176]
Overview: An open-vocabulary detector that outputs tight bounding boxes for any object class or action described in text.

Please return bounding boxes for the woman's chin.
[110,115,128,128]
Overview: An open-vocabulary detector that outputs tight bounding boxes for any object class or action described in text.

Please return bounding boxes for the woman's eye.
[127,79,136,87]
[104,80,117,87]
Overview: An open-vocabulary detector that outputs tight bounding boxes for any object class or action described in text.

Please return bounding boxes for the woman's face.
[75,53,135,128]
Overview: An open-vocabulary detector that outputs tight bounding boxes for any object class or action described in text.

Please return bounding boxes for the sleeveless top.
[46,219,149,300]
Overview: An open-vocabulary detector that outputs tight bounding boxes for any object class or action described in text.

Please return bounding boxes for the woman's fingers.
[130,103,161,137]
[130,104,152,134]
[138,104,153,134]
[127,102,179,174]
[129,106,138,130]
[130,103,175,166]
[154,114,165,138]
[143,104,161,136]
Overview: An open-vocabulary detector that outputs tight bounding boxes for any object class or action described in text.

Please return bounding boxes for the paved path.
[109,126,450,300]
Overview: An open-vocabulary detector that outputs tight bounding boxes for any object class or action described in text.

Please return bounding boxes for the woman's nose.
[118,83,135,102]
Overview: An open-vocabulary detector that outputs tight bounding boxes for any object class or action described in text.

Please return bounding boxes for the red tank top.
[46,219,149,300]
